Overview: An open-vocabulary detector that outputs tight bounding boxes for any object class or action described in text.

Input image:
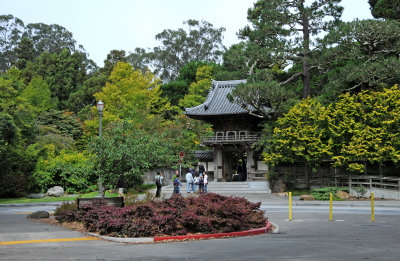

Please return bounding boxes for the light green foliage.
[311,187,349,201]
[21,76,56,113]
[33,147,95,192]
[85,62,175,134]
[329,86,400,173]
[264,98,333,173]
[265,87,400,175]
[179,65,214,108]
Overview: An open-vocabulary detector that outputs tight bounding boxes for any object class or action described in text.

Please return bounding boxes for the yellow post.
[329,193,333,221]
[371,192,374,223]
[289,192,292,221]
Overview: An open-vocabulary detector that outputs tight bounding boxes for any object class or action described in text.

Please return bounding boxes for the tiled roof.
[185,80,253,116]
[194,150,214,159]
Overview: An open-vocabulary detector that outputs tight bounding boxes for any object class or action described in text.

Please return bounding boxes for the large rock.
[28,193,45,199]
[27,211,49,219]
[299,195,315,201]
[46,186,64,197]
[337,190,350,200]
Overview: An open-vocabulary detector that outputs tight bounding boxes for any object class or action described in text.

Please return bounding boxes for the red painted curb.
[154,220,272,242]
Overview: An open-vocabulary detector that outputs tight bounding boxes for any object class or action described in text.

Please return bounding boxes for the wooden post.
[371,192,374,223]
[289,192,292,221]
[349,175,352,192]
[369,177,373,191]
[329,193,333,221]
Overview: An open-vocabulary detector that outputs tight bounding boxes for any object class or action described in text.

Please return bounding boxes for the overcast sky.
[1,0,373,66]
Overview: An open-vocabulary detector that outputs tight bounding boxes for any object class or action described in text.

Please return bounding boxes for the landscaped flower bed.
[55,193,267,238]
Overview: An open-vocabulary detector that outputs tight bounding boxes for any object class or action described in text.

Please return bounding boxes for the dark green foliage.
[0,112,18,145]
[15,37,35,70]
[67,75,107,114]
[89,121,177,190]
[37,110,83,141]
[160,80,189,106]
[160,61,220,106]
[54,201,78,217]
[147,19,226,81]
[227,74,296,120]
[99,50,127,78]
[24,22,78,56]
[35,49,88,109]
[0,15,25,71]
[55,193,267,237]
[318,19,400,102]
[240,0,343,98]
[369,0,400,21]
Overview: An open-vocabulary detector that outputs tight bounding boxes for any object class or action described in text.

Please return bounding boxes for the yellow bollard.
[289,192,292,221]
[371,192,374,223]
[329,193,333,221]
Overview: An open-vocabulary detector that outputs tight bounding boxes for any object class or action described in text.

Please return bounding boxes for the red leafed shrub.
[55,193,267,237]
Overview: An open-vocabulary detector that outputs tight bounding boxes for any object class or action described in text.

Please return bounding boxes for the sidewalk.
[1,192,399,208]
[240,193,400,208]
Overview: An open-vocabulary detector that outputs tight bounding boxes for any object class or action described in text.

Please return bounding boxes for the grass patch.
[0,191,119,204]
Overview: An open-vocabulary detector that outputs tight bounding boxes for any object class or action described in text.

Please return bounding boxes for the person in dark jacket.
[155,172,163,197]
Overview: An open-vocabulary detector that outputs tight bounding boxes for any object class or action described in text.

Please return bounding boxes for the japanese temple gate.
[185,80,268,181]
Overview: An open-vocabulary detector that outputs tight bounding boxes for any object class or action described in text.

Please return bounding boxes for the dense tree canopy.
[146,19,226,81]
[240,0,343,98]
[1,5,400,197]
[369,0,400,21]
[317,19,400,101]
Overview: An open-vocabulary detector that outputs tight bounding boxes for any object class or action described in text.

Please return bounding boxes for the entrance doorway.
[231,151,247,181]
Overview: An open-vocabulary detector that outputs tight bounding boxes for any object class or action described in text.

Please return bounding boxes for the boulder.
[28,193,45,199]
[46,186,64,197]
[27,211,49,219]
[299,195,315,201]
[337,190,350,200]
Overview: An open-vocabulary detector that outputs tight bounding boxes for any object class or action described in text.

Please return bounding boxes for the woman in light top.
[203,171,208,193]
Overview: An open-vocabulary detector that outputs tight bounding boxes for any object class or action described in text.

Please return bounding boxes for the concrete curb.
[86,220,272,244]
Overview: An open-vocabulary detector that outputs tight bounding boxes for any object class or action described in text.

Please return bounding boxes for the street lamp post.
[97,100,105,197]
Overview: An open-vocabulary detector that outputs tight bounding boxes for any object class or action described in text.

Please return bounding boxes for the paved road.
[1,197,400,260]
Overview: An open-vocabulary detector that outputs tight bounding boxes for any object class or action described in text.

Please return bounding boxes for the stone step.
[154,181,271,194]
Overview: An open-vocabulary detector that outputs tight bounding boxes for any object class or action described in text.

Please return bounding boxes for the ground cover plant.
[310,187,349,201]
[55,193,267,238]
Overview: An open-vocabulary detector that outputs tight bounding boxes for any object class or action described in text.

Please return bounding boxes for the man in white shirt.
[185,171,194,193]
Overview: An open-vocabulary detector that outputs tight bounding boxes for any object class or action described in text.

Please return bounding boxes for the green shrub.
[54,201,78,217]
[354,186,367,198]
[310,187,349,201]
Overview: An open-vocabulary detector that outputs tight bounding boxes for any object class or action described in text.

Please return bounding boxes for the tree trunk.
[300,0,311,98]
[364,161,367,175]
[379,164,383,177]
[304,162,310,189]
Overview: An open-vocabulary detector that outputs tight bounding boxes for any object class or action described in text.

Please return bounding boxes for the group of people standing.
[155,162,209,196]
[171,162,208,195]
[184,168,208,194]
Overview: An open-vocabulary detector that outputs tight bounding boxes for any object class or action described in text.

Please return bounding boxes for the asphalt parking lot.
[1,198,400,261]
